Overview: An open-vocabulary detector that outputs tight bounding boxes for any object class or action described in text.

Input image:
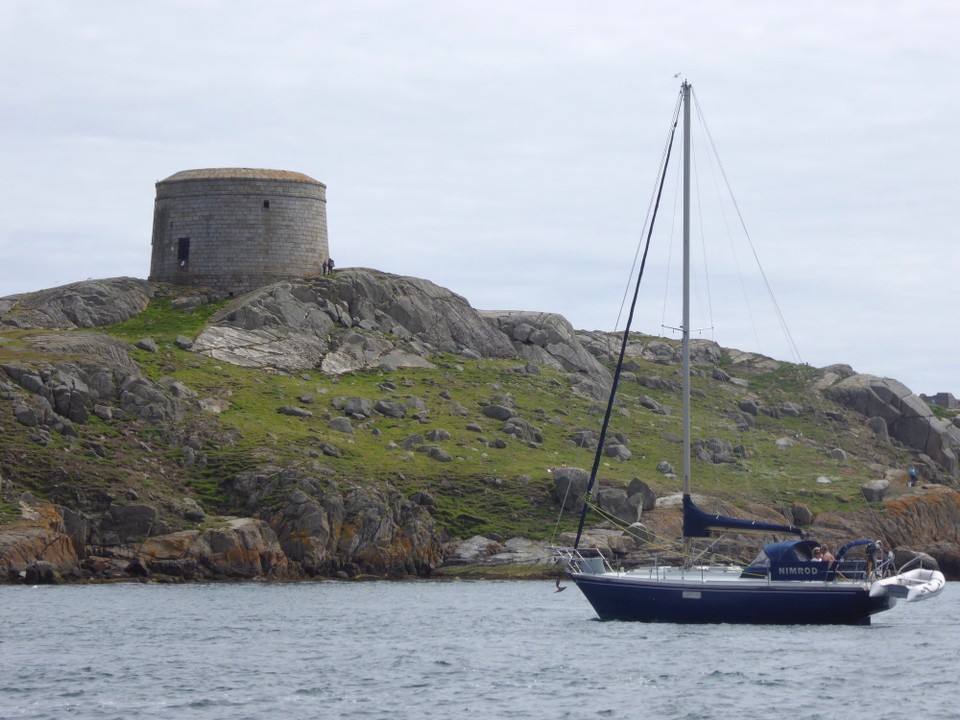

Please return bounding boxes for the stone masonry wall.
[149,170,328,295]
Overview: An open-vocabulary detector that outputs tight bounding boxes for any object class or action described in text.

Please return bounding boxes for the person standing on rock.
[321,258,329,275]
[327,257,335,275]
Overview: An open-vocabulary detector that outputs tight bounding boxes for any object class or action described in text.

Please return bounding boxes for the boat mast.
[682,81,692,498]
[570,88,682,550]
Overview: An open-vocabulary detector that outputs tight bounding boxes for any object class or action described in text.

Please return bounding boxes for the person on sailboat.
[820,544,836,563]
[812,548,823,562]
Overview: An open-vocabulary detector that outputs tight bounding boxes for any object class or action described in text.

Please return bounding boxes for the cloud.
[1,0,958,394]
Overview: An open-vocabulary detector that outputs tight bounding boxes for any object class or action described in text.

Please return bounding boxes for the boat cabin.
[740,539,874,581]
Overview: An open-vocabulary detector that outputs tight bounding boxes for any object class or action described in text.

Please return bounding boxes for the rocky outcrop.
[192,283,339,369]
[192,269,517,372]
[226,465,442,577]
[0,472,442,582]
[2,333,191,429]
[480,311,612,394]
[443,535,554,568]
[330,269,516,358]
[823,374,960,476]
[806,485,960,573]
[138,519,298,580]
[578,333,724,369]
[0,278,153,330]
[0,501,82,582]
[188,265,619,379]
[0,504,300,582]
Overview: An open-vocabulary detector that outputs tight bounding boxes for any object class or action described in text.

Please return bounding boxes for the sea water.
[0,580,955,720]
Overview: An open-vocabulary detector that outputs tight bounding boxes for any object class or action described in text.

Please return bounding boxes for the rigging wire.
[548,469,574,545]
[552,88,684,544]
[691,90,804,364]
[687,88,853,525]
[659,144,683,336]
[615,90,685,335]
[573,87,684,550]
[694,96,759,351]
[691,124,716,340]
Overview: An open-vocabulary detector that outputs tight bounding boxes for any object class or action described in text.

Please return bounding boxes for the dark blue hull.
[572,573,895,625]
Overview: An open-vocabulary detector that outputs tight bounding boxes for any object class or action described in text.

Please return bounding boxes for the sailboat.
[554,81,945,625]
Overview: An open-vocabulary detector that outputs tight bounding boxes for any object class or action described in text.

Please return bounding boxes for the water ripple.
[0,581,956,719]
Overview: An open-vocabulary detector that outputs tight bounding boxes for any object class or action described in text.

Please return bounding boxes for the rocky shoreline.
[2,273,960,585]
[6,482,959,586]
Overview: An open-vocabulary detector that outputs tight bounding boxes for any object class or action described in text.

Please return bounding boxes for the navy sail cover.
[682,494,802,538]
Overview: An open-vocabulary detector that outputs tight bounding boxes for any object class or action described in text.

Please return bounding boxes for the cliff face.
[808,486,960,575]
[1,272,958,583]
[824,374,960,476]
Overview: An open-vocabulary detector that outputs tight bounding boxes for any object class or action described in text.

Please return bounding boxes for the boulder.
[375,400,408,418]
[98,503,161,544]
[400,433,425,450]
[627,478,658,511]
[596,487,643,525]
[792,502,814,526]
[503,417,543,444]
[638,395,664,413]
[552,467,590,511]
[866,416,890,441]
[329,416,353,433]
[781,402,802,417]
[446,535,504,564]
[482,404,516,421]
[570,429,599,449]
[278,406,313,418]
[423,446,452,462]
[181,498,206,523]
[695,438,736,464]
[159,377,196,399]
[120,376,187,423]
[861,479,890,503]
[338,396,374,417]
[23,560,62,583]
[603,443,632,461]
[13,405,38,427]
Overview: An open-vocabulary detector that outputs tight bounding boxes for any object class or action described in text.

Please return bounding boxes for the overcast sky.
[1,1,957,395]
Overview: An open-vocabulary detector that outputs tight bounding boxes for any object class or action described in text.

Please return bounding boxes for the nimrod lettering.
[779,566,821,576]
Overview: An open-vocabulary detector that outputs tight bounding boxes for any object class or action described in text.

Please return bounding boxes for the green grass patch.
[104,298,227,344]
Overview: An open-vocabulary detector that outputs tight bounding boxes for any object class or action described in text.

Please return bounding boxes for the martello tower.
[149,168,328,294]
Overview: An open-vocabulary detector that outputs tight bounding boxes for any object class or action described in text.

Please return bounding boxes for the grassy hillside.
[0,293,935,543]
